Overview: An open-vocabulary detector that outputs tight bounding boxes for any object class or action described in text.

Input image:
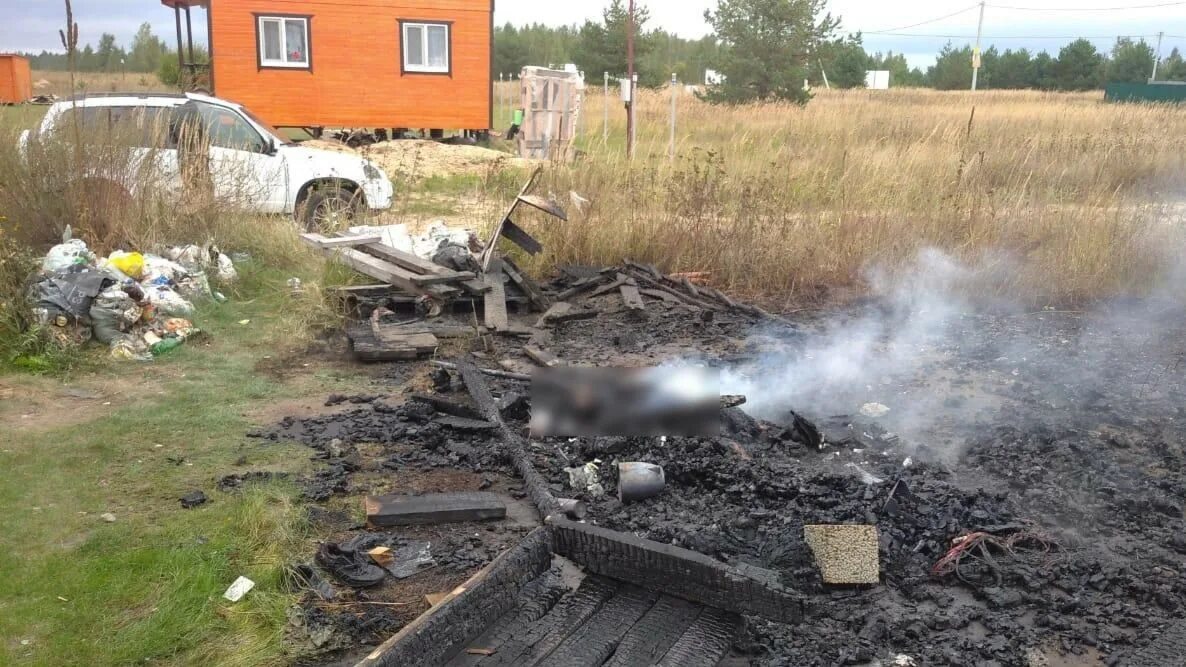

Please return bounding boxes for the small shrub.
[157,58,180,87]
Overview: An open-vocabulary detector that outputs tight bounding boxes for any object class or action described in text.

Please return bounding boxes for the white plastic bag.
[141,255,190,284]
[144,285,194,316]
[42,239,94,273]
[175,270,212,301]
[214,252,237,283]
[164,244,207,269]
[412,222,477,260]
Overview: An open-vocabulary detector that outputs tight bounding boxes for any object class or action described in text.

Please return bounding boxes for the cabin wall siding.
[0,55,32,104]
[210,0,491,129]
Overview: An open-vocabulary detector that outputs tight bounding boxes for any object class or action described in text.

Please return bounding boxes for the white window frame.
[402,22,450,74]
[258,16,310,69]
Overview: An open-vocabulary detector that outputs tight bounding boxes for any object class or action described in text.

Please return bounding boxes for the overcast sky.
[3,0,1185,68]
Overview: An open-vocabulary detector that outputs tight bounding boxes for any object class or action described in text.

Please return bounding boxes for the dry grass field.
[524,86,1186,306]
[30,69,172,97]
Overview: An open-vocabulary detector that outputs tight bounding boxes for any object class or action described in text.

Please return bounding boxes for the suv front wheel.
[299,188,361,233]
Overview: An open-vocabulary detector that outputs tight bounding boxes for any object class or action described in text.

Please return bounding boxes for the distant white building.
[705,69,725,86]
[865,70,890,90]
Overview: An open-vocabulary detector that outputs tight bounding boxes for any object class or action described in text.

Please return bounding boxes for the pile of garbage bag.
[29,233,237,361]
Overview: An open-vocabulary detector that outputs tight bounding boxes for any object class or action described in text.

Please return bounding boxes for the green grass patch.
[397,196,461,217]
[0,104,47,131]
[0,277,370,665]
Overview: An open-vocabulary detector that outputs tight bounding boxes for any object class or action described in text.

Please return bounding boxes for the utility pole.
[626,0,636,159]
[669,73,677,161]
[603,71,609,143]
[1152,31,1165,81]
[971,0,985,91]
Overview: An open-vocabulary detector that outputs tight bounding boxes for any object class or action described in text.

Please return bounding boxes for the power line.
[867,32,1167,38]
[990,1,1186,10]
[864,4,983,34]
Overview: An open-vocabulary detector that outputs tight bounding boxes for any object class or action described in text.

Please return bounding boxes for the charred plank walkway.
[444,573,740,667]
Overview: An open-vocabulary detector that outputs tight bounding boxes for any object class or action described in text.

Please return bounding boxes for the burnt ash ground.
[252,284,1186,666]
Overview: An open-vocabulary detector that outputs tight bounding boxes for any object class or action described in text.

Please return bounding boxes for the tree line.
[497,0,1183,99]
[20,22,203,85]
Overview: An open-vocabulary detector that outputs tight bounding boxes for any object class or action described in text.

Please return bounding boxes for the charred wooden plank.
[480,168,543,271]
[301,232,382,248]
[358,244,478,286]
[365,492,507,527]
[382,323,485,339]
[619,281,646,311]
[455,359,503,424]
[629,274,720,311]
[638,287,685,304]
[357,242,444,275]
[347,324,438,362]
[523,345,561,368]
[430,360,531,382]
[411,273,478,286]
[410,393,484,420]
[654,607,741,667]
[602,596,702,667]
[555,276,607,301]
[536,584,659,666]
[481,577,619,666]
[443,569,568,667]
[372,328,440,350]
[302,237,458,298]
[501,256,550,311]
[535,302,598,327]
[433,415,499,431]
[586,274,630,298]
[500,219,543,256]
[483,260,509,331]
[516,194,568,221]
[493,324,539,339]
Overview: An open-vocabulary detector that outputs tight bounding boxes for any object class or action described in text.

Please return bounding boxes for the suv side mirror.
[262,138,277,155]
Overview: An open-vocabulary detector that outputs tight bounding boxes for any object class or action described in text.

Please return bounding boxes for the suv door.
[178,101,288,212]
[54,104,181,197]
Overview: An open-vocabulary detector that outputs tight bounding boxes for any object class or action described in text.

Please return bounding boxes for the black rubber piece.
[533,584,660,667]
[444,568,569,666]
[315,542,386,588]
[1123,618,1186,667]
[481,576,620,666]
[654,607,741,667]
[603,596,702,667]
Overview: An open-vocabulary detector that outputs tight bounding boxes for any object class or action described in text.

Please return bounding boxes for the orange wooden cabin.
[162,0,493,134]
[0,54,32,104]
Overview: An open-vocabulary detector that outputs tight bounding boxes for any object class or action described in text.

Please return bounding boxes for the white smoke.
[721,243,1186,454]
[723,249,977,424]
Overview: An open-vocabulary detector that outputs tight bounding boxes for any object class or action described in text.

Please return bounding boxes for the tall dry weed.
[510,87,1186,306]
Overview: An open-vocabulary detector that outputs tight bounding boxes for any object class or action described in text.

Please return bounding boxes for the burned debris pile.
[249,251,1186,665]
[303,169,566,361]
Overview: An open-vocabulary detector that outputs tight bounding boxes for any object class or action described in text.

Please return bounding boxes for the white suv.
[21,92,393,229]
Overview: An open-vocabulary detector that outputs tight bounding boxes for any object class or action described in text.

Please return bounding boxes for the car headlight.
[363,163,381,181]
